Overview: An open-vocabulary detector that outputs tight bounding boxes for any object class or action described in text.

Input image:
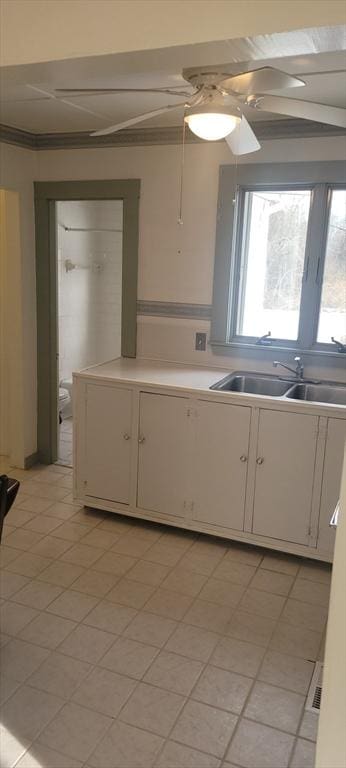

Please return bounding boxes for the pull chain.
[178,113,186,225]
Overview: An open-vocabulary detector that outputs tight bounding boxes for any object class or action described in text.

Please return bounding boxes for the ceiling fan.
[56,65,346,155]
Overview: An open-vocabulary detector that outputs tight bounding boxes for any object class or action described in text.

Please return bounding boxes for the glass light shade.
[185,112,239,141]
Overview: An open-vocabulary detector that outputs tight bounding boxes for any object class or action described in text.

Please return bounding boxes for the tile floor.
[0,458,331,768]
[57,417,73,467]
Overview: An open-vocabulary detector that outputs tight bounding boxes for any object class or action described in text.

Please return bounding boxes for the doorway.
[35,180,140,465]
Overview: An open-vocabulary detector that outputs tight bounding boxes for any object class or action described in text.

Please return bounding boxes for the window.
[212,162,346,353]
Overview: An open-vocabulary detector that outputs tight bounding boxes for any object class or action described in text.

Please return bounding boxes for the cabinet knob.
[123,433,131,441]
[138,435,146,444]
[256,457,264,465]
[240,455,248,462]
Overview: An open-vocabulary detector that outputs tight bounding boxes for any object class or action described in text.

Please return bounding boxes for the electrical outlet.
[195,332,207,351]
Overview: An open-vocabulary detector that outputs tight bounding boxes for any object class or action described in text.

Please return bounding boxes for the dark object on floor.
[0,475,20,543]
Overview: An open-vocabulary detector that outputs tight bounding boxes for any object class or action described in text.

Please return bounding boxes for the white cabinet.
[83,384,133,505]
[137,392,189,520]
[252,410,319,546]
[318,418,346,556]
[192,400,251,531]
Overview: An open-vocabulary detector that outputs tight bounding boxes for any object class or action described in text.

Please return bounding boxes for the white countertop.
[74,357,346,416]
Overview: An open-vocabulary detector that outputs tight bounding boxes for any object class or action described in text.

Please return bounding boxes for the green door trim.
[34,179,140,464]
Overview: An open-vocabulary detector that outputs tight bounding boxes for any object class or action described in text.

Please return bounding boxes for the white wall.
[1,133,346,460]
[57,200,123,383]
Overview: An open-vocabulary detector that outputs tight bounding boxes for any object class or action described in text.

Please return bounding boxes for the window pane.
[236,189,311,339]
[317,189,346,344]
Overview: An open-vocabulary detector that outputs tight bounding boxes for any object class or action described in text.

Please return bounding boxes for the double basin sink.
[210,372,346,406]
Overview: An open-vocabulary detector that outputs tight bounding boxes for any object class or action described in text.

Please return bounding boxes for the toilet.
[59,379,73,420]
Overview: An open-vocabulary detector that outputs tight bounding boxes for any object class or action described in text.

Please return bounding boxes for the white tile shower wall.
[57,201,122,383]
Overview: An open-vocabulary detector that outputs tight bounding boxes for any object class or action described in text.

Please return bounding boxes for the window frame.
[211,161,346,357]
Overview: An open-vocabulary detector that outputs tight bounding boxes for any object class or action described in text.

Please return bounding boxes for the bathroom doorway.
[57,200,123,465]
[35,180,140,465]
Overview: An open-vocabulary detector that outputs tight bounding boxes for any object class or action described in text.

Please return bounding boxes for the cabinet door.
[192,400,251,530]
[137,393,189,519]
[84,384,132,504]
[252,410,318,545]
[318,418,346,556]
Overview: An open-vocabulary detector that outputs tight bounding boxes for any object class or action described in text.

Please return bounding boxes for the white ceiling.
[1,36,346,134]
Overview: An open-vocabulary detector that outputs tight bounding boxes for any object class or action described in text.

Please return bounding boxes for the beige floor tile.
[4,529,45,552]
[213,559,256,586]
[159,529,197,550]
[88,720,163,768]
[223,544,263,566]
[298,562,332,584]
[299,711,319,742]
[69,509,102,527]
[183,598,233,633]
[11,580,64,610]
[21,481,69,502]
[123,611,177,648]
[38,701,112,761]
[269,622,322,660]
[93,551,137,577]
[291,738,316,768]
[240,588,286,620]
[281,598,328,633]
[100,636,159,679]
[35,470,68,485]
[188,538,227,558]
[1,684,64,742]
[244,681,305,733]
[38,560,84,587]
[19,612,76,649]
[98,516,133,535]
[165,623,219,662]
[71,568,120,598]
[211,636,265,677]
[0,545,21,568]
[226,718,294,768]
[84,600,136,634]
[29,535,73,559]
[161,566,207,597]
[44,502,80,520]
[46,589,99,622]
[24,515,63,535]
[7,508,36,527]
[72,666,136,716]
[156,740,221,768]
[290,578,330,607]
[16,496,55,514]
[249,569,295,597]
[0,724,30,768]
[27,651,91,698]
[226,610,276,647]
[1,523,16,540]
[260,553,301,576]
[171,699,238,758]
[0,675,21,706]
[129,522,164,543]
[127,559,171,586]
[119,682,185,737]
[81,528,121,549]
[16,743,83,768]
[144,650,203,695]
[0,602,39,636]
[198,577,245,609]
[144,587,193,620]
[107,577,155,609]
[111,535,154,557]
[58,623,115,663]
[178,551,222,577]
[258,650,314,694]
[51,521,90,543]
[6,552,52,578]
[59,542,104,567]
[0,638,50,682]
[0,571,30,599]
[143,542,184,568]
[193,664,252,714]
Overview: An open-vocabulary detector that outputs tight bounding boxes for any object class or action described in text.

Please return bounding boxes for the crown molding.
[1,119,345,151]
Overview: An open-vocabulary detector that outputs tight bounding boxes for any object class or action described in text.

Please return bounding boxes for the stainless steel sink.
[210,373,292,397]
[285,383,346,406]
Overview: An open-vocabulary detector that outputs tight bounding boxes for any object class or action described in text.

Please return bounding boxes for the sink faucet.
[273,356,304,380]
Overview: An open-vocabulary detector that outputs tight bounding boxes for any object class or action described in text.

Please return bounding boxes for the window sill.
[210,340,346,360]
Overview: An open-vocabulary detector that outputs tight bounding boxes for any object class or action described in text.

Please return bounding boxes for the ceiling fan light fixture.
[184,104,240,141]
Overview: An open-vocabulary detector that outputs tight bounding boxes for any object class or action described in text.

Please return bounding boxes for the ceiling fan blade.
[221,67,305,95]
[56,87,192,97]
[225,115,261,155]
[249,95,346,128]
[90,103,185,136]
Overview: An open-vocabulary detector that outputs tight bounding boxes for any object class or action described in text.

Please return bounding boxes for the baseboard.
[24,452,39,469]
